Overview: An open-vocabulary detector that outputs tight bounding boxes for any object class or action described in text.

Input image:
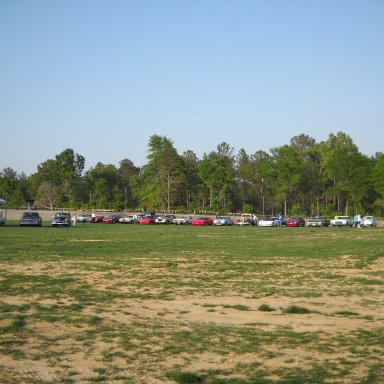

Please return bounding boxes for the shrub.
[283,305,311,314]
[258,304,275,312]
[167,371,205,384]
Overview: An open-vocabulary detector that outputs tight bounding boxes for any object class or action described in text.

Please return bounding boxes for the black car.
[51,212,71,227]
[20,211,42,227]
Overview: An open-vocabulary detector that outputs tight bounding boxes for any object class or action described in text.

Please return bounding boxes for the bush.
[283,305,311,314]
[258,304,275,312]
[167,372,205,384]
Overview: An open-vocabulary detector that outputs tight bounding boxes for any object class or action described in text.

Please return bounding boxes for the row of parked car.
[17,211,379,228]
[257,215,377,227]
[76,213,378,227]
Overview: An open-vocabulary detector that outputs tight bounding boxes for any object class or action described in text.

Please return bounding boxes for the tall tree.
[198,143,235,212]
[32,149,85,208]
[181,150,203,211]
[84,163,121,209]
[0,168,27,207]
[118,159,140,210]
[270,145,304,216]
[290,135,321,215]
[34,181,60,210]
[55,149,85,205]
[321,132,368,214]
[142,135,184,211]
[235,149,257,212]
[371,153,384,212]
[251,151,273,215]
[290,134,316,152]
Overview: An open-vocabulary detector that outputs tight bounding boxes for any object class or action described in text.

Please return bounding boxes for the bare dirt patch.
[1,227,383,383]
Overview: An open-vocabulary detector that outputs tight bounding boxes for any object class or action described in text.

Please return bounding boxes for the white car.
[258,217,278,227]
[330,216,353,227]
[361,216,377,227]
[119,215,135,224]
[173,216,193,225]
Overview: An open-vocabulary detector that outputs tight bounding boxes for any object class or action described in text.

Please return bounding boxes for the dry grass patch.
[0,225,383,383]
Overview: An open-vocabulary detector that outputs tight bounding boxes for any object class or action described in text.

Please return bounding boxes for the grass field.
[0,222,383,383]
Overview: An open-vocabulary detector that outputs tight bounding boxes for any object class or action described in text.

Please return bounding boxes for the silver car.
[155,214,176,224]
[213,216,233,226]
[173,216,194,225]
[76,213,92,223]
[119,215,135,224]
[305,216,330,227]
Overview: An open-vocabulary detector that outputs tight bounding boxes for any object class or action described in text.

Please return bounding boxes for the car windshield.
[23,212,38,218]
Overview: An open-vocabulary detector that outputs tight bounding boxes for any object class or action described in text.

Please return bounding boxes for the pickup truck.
[330,215,353,227]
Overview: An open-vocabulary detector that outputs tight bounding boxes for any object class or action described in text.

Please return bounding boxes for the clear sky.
[1,0,383,175]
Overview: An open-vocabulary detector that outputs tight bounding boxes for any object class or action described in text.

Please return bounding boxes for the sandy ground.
[1,258,383,383]
[1,210,383,383]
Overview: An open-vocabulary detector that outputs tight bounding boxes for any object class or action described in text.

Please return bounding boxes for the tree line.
[1,132,384,217]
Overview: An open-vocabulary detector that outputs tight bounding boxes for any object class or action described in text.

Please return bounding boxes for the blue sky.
[1,0,383,175]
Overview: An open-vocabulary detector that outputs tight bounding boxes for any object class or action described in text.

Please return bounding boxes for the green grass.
[257,304,275,312]
[0,223,383,383]
[283,305,312,314]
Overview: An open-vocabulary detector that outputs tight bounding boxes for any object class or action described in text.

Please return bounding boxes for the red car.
[139,216,156,225]
[102,215,121,224]
[286,217,305,227]
[191,217,213,226]
[90,215,104,223]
